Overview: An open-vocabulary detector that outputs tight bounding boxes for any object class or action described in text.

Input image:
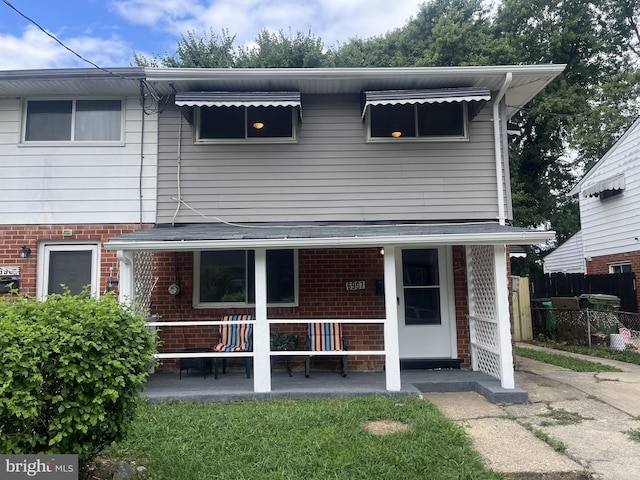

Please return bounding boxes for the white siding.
[0,97,157,225]
[543,231,585,273]
[157,94,500,224]
[578,120,640,258]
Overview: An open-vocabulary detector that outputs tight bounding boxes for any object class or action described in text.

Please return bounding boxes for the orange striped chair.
[212,315,254,379]
[305,322,348,377]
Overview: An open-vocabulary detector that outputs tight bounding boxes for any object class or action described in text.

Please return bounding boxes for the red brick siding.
[0,224,146,298]
[586,250,640,311]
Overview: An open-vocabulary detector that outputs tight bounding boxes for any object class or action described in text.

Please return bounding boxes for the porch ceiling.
[104,221,554,251]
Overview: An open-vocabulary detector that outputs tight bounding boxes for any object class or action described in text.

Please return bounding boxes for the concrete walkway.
[425,344,640,480]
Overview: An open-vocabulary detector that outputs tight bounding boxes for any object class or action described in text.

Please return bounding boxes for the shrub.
[0,291,155,466]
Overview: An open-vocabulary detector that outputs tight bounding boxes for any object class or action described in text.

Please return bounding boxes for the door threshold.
[400,358,463,370]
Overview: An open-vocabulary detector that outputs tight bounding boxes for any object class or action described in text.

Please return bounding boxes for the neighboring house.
[568,117,640,308]
[0,68,158,299]
[542,230,585,273]
[0,65,564,395]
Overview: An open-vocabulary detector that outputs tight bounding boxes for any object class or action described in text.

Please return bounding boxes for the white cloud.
[110,0,423,48]
[0,25,133,69]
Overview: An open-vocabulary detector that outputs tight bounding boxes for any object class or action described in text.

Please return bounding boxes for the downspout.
[493,72,512,226]
[139,80,146,228]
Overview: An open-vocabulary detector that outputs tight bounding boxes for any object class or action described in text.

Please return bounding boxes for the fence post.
[586,309,591,348]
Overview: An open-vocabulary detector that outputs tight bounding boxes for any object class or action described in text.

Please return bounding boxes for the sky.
[0,0,425,70]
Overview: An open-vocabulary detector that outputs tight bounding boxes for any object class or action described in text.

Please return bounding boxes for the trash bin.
[542,300,556,333]
[578,294,621,311]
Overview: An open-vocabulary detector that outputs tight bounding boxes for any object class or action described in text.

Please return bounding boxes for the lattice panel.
[472,318,499,351]
[134,251,157,314]
[467,245,496,320]
[476,348,501,379]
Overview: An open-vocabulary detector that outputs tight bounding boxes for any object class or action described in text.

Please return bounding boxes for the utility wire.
[2,0,133,81]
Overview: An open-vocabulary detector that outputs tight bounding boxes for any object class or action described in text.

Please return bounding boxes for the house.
[0,65,564,395]
[542,230,585,273]
[567,116,640,309]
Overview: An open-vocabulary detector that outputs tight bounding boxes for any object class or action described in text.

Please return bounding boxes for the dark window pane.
[199,251,247,302]
[417,103,465,137]
[26,100,72,141]
[370,104,415,138]
[199,106,245,139]
[404,289,441,325]
[403,249,439,286]
[247,106,293,138]
[48,250,92,295]
[266,250,295,302]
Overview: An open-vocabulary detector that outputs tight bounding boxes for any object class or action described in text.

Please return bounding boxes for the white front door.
[396,247,456,359]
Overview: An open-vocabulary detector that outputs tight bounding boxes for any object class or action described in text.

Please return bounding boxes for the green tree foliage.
[0,291,155,468]
[236,29,327,68]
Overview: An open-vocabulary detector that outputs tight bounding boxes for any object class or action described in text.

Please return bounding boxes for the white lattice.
[134,251,157,313]
[476,348,501,379]
[467,245,496,320]
[472,318,499,350]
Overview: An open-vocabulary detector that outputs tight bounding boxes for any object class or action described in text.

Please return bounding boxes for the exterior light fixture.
[379,247,385,256]
[391,131,402,138]
[252,122,265,130]
[19,245,31,259]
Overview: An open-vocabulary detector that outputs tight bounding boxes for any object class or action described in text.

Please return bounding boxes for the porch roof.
[104,221,554,251]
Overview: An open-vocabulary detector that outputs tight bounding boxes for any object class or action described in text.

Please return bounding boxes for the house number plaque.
[345,281,365,291]
[0,266,20,276]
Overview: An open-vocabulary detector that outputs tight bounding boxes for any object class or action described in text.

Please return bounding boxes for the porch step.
[400,358,463,370]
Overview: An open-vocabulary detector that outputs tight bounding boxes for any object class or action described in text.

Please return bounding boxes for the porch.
[144,369,528,404]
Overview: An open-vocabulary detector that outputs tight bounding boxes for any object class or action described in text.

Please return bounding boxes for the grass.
[626,430,640,443]
[537,407,593,426]
[515,347,623,372]
[533,341,640,365]
[531,429,567,452]
[100,396,502,480]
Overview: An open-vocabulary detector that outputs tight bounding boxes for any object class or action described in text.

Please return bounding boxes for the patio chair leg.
[305,357,310,377]
[244,357,252,378]
[341,356,348,377]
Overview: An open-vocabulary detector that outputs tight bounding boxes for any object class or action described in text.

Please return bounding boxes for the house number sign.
[345,281,365,291]
[0,266,20,276]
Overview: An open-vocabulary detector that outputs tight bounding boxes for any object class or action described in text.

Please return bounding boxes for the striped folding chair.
[305,322,347,377]
[212,315,254,379]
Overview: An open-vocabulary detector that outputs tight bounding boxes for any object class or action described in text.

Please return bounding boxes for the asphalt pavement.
[424,343,640,480]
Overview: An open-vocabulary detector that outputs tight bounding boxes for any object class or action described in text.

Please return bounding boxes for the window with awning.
[174,91,301,143]
[362,87,491,141]
[582,173,625,198]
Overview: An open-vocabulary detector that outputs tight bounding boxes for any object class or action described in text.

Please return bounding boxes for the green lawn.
[515,346,623,372]
[101,395,502,480]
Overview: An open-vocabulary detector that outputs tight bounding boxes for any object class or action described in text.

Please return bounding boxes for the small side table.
[179,347,212,379]
[270,333,297,377]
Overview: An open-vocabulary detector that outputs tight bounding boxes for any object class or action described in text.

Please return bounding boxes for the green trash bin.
[578,294,621,311]
[542,300,556,332]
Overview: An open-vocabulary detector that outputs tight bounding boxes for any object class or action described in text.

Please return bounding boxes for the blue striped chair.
[212,315,254,379]
[305,322,348,377]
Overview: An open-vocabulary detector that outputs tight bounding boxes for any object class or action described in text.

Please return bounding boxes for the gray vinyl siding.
[0,96,157,225]
[157,94,499,224]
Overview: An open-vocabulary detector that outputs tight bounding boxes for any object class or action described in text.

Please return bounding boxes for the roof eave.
[105,230,555,252]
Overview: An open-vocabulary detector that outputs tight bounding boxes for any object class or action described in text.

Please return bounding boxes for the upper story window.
[175,91,301,144]
[362,87,491,142]
[194,249,297,308]
[24,99,123,142]
[196,105,296,142]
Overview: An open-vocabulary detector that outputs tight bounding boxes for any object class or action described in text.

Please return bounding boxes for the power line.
[1,0,132,80]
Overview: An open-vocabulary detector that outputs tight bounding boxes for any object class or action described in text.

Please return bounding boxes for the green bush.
[0,291,155,465]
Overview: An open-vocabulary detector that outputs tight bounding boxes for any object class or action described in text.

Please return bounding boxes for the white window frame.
[22,98,125,145]
[609,262,632,274]
[194,106,298,144]
[365,102,469,143]
[193,250,299,308]
[37,243,100,299]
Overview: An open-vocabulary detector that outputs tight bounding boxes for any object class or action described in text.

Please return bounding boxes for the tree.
[236,29,328,68]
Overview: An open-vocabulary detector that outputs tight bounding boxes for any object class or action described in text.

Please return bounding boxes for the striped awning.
[175,91,301,108]
[361,87,491,119]
[582,173,626,197]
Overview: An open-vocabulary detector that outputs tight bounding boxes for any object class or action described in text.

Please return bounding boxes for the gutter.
[493,72,512,225]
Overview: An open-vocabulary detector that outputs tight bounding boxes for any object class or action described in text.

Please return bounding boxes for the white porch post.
[116,250,135,305]
[494,244,515,389]
[253,248,271,392]
[383,245,401,391]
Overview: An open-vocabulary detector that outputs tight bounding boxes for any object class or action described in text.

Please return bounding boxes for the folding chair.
[212,315,254,379]
[305,322,347,377]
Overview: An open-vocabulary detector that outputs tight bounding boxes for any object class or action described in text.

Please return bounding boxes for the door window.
[402,249,441,325]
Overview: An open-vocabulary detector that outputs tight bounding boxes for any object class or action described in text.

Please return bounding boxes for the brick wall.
[586,250,640,311]
[0,224,146,298]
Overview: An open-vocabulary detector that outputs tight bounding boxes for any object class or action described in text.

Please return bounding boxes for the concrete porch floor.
[144,368,528,404]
